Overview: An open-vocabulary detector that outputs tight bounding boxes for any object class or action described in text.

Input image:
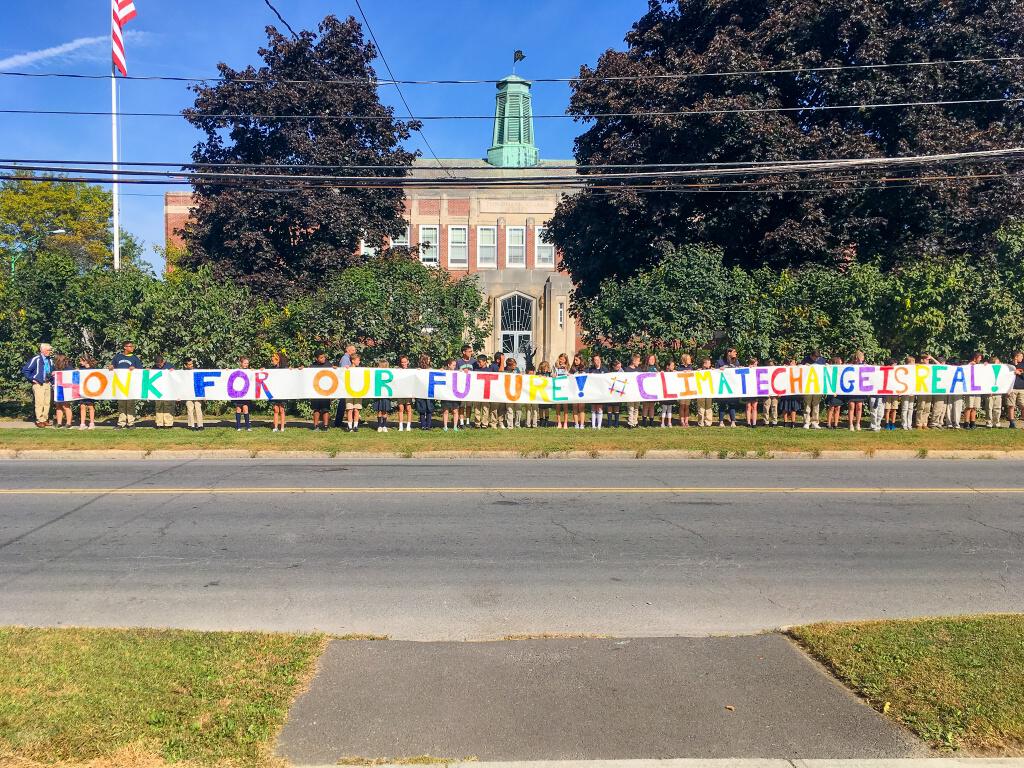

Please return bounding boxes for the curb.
[293,761,1024,768]
[4,449,1024,461]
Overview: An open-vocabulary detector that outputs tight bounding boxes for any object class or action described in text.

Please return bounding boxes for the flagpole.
[111,61,121,271]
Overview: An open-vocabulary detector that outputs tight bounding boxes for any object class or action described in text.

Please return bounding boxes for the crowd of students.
[20,341,1024,432]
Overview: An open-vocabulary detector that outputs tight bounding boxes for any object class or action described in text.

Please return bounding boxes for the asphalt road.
[0,459,1022,638]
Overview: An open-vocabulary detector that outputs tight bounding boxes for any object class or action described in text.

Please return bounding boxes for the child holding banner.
[588,354,608,429]
[504,357,520,429]
[779,358,800,427]
[76,354,97,430]
[642,354,658,427]
[395,355,414,432]
[847,350,867,431]
[900,355,916,429]
[270,352,289,432]
[554,354,571,429]
[153,354,175,429]
[345,354,364,432]
[825,356,844,429]
[440,359,459,432]
[660,359,676,427]
[744,357,760,428]
[415,354,435,430]
[571,354,587,429]
[309,352,333,431]
[695,357,714,427]
[52,354,73,428]
[183,359,204,430]
[537,360,553,427]
[234,357,252,431]
[373,357,392,432]
[677,354,692,428]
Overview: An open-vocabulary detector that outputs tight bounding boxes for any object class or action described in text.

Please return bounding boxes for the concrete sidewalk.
[276,637,925,764]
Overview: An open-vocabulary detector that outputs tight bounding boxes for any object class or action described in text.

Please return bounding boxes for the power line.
[5,95,1020,122]
[3,171,1018,195]
[5,147,1021,175]
[263,0,299,39]
[351,0,452,178]
[1,55,1021,86]
[5,148,1021,189]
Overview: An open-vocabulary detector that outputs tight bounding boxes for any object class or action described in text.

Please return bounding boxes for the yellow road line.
[0,486,1020,495]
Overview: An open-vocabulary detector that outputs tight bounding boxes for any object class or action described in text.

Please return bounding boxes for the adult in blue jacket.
[22,343,53,427]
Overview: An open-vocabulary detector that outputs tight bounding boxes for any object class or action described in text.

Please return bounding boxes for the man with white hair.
[21,343,54,427]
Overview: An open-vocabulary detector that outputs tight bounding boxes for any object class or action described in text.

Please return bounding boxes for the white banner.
[52,364,1015,404]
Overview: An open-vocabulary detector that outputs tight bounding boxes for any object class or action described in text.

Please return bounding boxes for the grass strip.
[2,423,1024,454]
[789,614,1024,754]
[0,627,326,767]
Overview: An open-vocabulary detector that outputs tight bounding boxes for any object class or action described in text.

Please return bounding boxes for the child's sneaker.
[443,426,449,432]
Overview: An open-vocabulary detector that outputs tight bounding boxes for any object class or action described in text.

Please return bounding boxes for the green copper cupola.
[486,74,539,168]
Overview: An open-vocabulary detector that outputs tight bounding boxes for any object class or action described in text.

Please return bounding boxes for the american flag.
[111,0,137,77]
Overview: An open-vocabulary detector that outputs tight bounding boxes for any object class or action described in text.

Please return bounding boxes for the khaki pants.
[929,398,947,428]
[32,382,51,423]
[949,396,965,427]
[523,404,539,427]
[490,404,506,429]
[1005,391,1024,425]
[117,400,137,427]
[763,397,779,424]
[155,401,175,427]
[186,400,204,428]
[504,404,519,429]
[900,396,916,429]
[472,403,488,428]
[695,398,714,426]
[627,403,639,427]
[915,396,932,428]
[986,395,1002,427]
[803,395,822,426]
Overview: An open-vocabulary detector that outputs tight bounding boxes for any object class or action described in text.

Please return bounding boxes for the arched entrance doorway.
[500,293,534,369]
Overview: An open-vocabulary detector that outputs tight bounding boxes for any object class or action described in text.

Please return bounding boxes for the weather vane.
[513,49,525,74]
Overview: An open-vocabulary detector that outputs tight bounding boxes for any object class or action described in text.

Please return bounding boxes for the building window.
[536,226,555,268]
[448,226,468,269]
[391,225,410,247]
[558,301,565,329]
[418,225,439,266]
[477,226,497,268]
[359,239,377,257]
[506,226,526,268]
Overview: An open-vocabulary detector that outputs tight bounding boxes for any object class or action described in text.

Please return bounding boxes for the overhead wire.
[351,0,453,177]
[1,54,1021,85]
[3,95,1021,122]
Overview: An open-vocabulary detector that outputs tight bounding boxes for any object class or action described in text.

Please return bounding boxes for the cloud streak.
[0,36,108,69]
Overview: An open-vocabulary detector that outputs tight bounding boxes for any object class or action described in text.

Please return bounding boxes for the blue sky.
[1,0,650,270]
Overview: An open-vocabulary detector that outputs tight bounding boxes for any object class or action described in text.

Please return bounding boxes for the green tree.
[0,173,140,273]
[549,0,1024,298]
[576,243,729,352]
[180,15,418,298]
[296,253,491,364]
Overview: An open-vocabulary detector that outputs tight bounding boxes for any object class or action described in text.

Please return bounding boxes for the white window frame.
[390,225,410,248]
[506,226,526,268]
[477,226,497,269]
[418,225,439,266]
[535,226,555,268]
[447,225,468,269]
